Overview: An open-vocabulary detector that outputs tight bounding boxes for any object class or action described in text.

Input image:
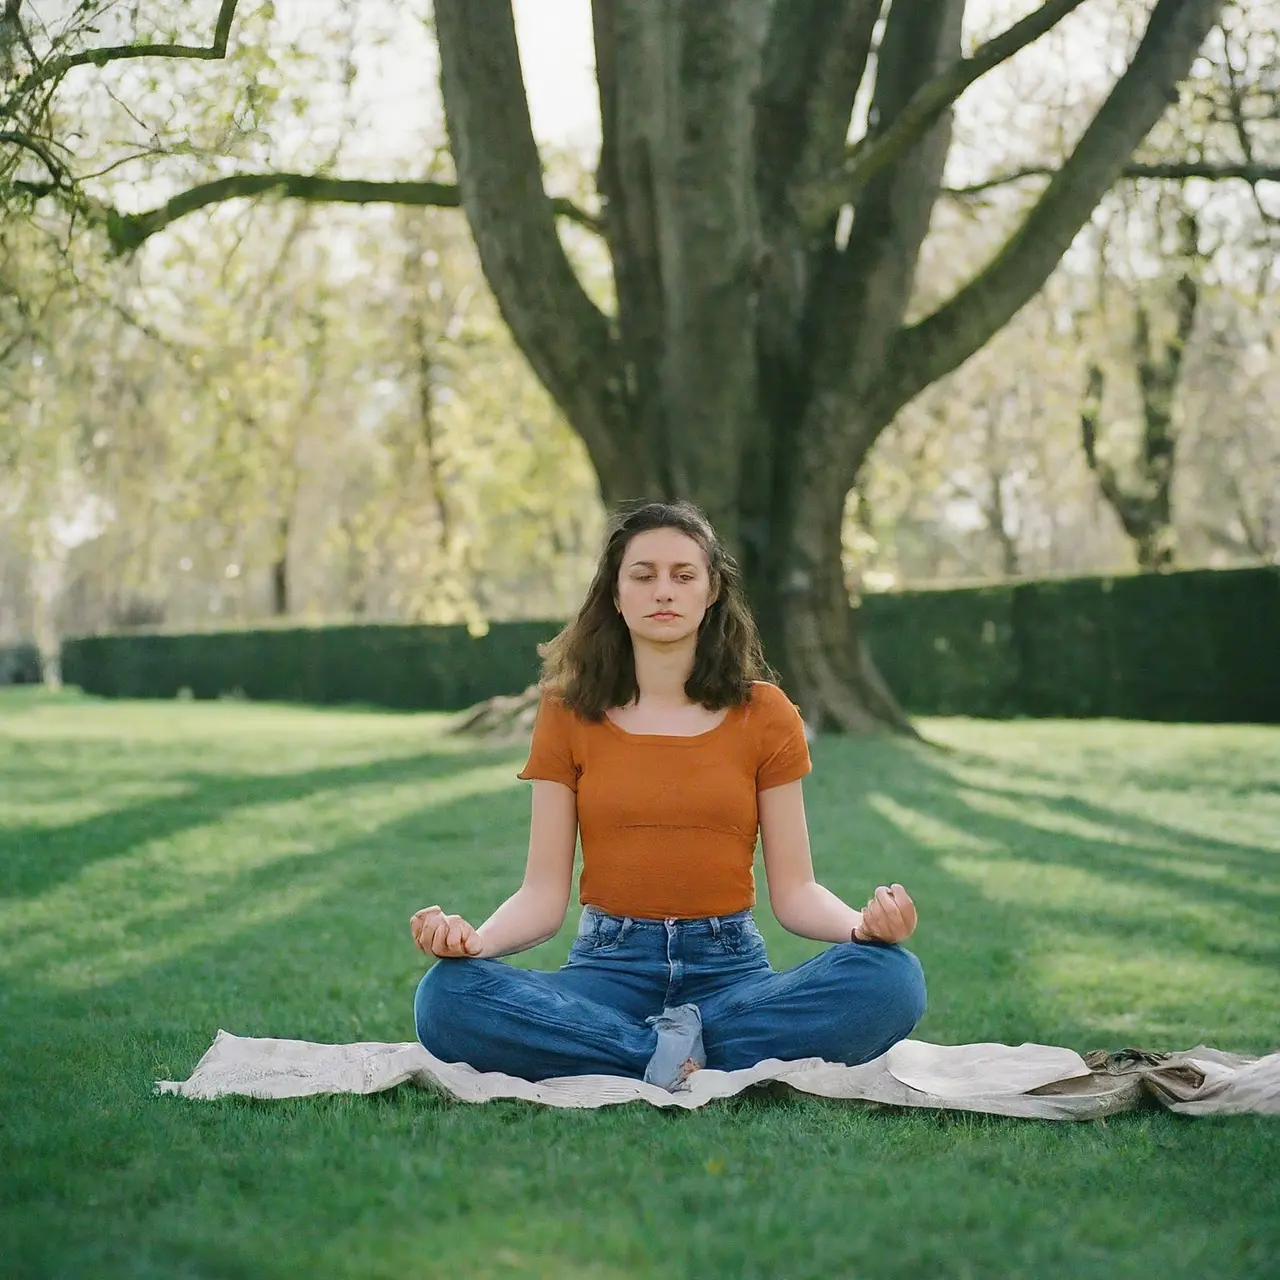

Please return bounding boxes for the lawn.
[2,688,1277,1280]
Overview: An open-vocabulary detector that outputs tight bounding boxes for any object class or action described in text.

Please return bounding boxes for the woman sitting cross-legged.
[411,500,926,1091]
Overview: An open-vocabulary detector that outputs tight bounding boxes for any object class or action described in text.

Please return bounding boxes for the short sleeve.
[754,683,812,791]
[516,694,580,791]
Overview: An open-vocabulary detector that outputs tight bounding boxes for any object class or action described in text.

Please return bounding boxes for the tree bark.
[433,0,1225,733]
[263,0,1237,734]
[773,0,963,732]
[1080,210,1200,572]
[433,0,634,499]
[271,515,289,616]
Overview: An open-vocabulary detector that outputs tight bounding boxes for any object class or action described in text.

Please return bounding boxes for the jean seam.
[432,980,651,1059]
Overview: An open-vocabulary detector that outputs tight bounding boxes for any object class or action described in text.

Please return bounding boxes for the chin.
[634,619,698,645]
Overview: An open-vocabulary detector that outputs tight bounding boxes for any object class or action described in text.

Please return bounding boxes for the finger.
[462,927,484,956]
[890,885,918,932]
[875,885,908,933]
[445,917,467,954]
[428,920,452,957]
[864,900,901,943]
[859,902,884,940]
[411,906,441,935]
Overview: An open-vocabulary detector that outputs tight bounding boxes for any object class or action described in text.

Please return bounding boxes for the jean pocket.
[576,913,629,953]
[714,918,765,956]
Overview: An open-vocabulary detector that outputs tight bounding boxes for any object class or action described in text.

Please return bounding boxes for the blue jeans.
[414,907,926,1089]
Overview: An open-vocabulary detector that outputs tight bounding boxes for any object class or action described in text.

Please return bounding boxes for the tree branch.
[795,0,1091,232]
[885,0,1228,417]
[753,0,879,368]
[0,128,67,182]
[11,0,240,100]
[807,0,964,406]
[944,159,1280,197]
[433,0,628,496]
[756,0,880,204]
[91,171,602,253]
[1,0,38,68]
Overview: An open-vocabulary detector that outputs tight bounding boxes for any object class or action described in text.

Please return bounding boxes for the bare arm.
[472,780,578,958]
[759,781,866,943]
[759,781,918,945]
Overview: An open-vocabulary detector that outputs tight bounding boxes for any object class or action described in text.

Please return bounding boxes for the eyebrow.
[626,560,700,570]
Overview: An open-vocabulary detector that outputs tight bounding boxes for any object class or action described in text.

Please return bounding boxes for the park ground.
[1,688,1278,1279]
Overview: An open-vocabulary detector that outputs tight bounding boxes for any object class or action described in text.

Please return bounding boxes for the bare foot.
[677,1057,701,1083]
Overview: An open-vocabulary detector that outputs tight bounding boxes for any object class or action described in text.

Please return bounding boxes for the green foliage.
[61,620,563,711]
[863,566,1280,723]
[1013,566,1280,721]
[862,585,1020,718]
[59,566,1280,725]
[1,693,1277,1278]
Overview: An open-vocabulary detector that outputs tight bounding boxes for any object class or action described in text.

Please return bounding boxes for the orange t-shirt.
[516,681,811,919]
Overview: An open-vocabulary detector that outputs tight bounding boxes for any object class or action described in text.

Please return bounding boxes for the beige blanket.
[157,1032,1280,1119]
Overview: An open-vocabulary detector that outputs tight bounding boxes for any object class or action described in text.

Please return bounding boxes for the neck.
[631,635,697,705]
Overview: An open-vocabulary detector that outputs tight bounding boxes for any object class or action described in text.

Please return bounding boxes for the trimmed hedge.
[61,622,562,712]
[60,566,1280,723]
[858,585,1019,718]
[1009,567,1280,722]
[861,565,1280,723]
[0,644,41,685]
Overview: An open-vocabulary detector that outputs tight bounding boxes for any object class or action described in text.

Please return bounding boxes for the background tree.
[6,0,1280,728]
[1077,197,1201,571]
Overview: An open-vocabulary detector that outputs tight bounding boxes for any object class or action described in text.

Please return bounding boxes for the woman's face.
[615,527,715,647]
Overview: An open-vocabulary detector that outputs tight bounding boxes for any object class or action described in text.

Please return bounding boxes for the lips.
[648,611,678,621]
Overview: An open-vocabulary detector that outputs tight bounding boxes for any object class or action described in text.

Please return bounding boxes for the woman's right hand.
[410,906,485,958]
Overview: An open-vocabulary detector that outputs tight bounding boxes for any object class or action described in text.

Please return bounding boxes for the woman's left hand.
[855,883,917,943]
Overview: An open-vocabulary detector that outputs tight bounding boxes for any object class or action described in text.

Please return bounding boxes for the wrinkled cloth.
[157,1031,1280,1119]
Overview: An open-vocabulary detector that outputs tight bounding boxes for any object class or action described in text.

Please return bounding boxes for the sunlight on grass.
[0,691,456,744]
[1031,945,1280,1046]
[0,763,516,987]
[46,878,342,990]
[865,793,1003,854]
[935,853,1270,950]
[1097,789,1280,854]
[954,787,1175,849]
[0,781,195,830]
[862,775,1278,1052]
[3,694,1278,1280]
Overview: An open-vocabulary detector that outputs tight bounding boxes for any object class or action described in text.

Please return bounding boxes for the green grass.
[2,688,1277,1280]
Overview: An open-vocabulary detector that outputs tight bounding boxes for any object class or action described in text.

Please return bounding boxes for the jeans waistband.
[580,904,754,931]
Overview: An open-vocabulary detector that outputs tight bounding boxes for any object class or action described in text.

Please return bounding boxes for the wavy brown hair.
[538,500,775,719]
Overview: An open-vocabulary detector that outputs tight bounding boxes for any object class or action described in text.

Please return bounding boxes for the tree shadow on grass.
[0,744,519,900]
[820,735,1279,1051]
[5,746,1050,1055]
[886,737,1278,876]
[7,718,1280,1280]
[10,723,1275,1061]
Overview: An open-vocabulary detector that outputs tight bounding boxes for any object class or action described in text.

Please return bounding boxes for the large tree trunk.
[433,0,1227,733]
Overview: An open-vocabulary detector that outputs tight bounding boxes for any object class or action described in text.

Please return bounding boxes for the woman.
[411,500,925,1091]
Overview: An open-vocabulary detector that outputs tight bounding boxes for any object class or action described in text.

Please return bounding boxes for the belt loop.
[709,915,721,938]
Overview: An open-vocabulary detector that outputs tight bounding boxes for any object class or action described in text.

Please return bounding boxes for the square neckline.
[601,702,741,744]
